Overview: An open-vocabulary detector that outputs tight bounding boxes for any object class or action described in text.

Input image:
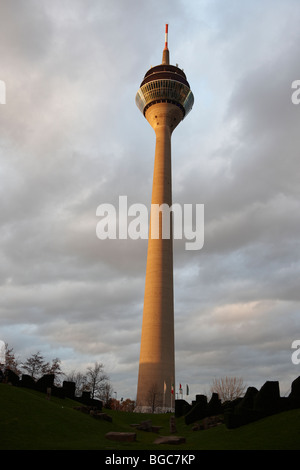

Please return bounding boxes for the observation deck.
[135,63,194,118]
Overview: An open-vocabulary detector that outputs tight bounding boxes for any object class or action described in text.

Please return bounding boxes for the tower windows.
[135,79,194,117]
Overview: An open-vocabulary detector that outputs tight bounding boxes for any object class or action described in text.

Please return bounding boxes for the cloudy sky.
[1,0,300,401]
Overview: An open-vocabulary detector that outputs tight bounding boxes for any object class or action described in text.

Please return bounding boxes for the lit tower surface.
[135,25,194,411]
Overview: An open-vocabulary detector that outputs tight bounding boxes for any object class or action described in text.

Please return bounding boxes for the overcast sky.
[0,0,300,401]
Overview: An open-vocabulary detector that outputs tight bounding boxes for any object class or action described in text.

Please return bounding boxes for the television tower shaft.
[135,25,194,411]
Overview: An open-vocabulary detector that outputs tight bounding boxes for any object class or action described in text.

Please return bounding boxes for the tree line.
[2,344,245,410]
[1,343,115,406]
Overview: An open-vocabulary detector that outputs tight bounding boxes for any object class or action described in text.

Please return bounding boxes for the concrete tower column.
[135,25,194,412]
[136,103,183,411]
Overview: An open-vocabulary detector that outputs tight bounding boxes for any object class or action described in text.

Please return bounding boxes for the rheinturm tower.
[135,25,194,412]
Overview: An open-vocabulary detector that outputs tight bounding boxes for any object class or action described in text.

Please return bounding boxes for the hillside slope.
[0,383,299,450]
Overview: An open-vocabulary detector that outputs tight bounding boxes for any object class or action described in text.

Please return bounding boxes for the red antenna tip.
[164,24,169,50]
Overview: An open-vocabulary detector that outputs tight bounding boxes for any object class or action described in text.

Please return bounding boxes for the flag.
[179,383,182,390]
[164,381,166,394]
[171,384,174,394]
[186,384,189,395]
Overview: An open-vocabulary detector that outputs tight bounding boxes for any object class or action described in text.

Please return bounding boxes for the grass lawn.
[0,383,299,450]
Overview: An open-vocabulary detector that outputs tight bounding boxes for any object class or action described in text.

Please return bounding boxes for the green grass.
[0,383,299,450]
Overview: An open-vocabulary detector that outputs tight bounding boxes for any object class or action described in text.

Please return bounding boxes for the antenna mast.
[162,24,170,65]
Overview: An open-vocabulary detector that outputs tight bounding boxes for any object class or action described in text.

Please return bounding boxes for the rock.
[136,420,153,431]
[154,435,186,445]
[184,396,208,425]
[63,380,76,399]
[105,432,136,442]
[235,387,258,412]
[192,424,201,431]
[289,376,300,407]
[202,415,223,429]
[207,393,222,416]
[151,425,163,433]
[90,411,112,422]
[254,381,280,415]
[20,374,35,389]
[175,399,191,418]
[130,421,162,433]
[192,416,223,431]
[36,374,54,393]
[4,369,19,386]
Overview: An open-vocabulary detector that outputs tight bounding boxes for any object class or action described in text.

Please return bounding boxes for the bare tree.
[86,362,109,399]
[21,352,63,382]
[210,376,246,403]
[99,381,114,407]
[4,343,20,374]
[46,358,63,384]
[21,352,48,379]
[146,383,163,413]
[65,370,88,397]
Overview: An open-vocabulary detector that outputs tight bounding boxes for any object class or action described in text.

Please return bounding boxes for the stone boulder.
[130,420,163,433]
[253,381,281,415]
[154,435,186,445]
[106,432,136,442]
[184,395,208,425]
[20,374,35,389]
[90,410,112,422]
[62,380,76,399]
[5,369,19,386]
[175,399,191,417]
[136,420,153,431]
[289,376,300,408]
[36,374,54,393]
[207,392,222,416]
[236,386,258,411]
